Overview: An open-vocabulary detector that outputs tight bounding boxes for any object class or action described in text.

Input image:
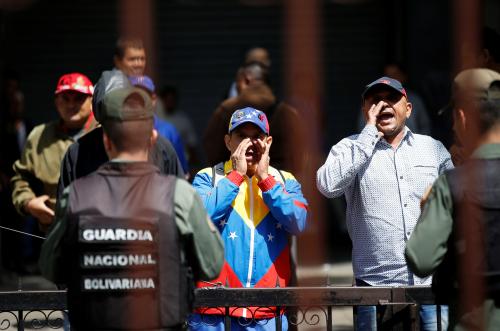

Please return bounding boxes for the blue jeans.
[354,280,449,330]
[63,310,71,330]
[356,304,448,330]
[420,304,449,330]
[188,313,288,331]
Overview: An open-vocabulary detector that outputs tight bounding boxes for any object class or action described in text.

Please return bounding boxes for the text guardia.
[82,229,153,241]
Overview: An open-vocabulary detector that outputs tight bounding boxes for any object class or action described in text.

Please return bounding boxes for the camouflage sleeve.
[174,179,224,281]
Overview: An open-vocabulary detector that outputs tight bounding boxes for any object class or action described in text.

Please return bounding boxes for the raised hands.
[231,138,253,176]
[255,137,272,181]
[366,100,388,136]
[230,135,272,180]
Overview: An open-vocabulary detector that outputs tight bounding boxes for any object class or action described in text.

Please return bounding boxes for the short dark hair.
[102,94,153,153]
[241,61,270,85]
[482,27,500,63]
[460,82,500,132]
[244,47,271,68]
[158,85,178,99]
[384,61,408,75]
[114,38,144,59]
[478,82,500,132]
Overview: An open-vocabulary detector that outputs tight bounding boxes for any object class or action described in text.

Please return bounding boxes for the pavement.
[0,267,56,291]
[0,268,63,331]
[296,262,354,330]
[297,262,354,286]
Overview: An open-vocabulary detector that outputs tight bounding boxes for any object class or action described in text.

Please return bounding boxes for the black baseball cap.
[362,76,407,100]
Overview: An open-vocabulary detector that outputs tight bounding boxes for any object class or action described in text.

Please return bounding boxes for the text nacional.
[83,254,157,267]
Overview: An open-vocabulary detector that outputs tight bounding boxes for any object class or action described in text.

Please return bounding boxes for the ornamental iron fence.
[0,286,442,330]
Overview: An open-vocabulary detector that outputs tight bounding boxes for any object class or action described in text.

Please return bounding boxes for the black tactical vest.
[433,158,500,302]
[63,162,191,330]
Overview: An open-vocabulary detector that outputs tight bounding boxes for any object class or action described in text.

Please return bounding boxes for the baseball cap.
[362,76,407,99]
[129,75,155,94]
[438,68,500,115]
[99,87,154,121]
[228,107,269,135]
[92,69,132,122]
[55,73,93,95]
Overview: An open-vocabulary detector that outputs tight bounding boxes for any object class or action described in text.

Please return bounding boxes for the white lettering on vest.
[81,229,154,242]
[83,229,94,241]
[115,229,126,240]
[127,229,138,240]
[83,278,155,290]
[83,254,157,267]
[102,255,111,265]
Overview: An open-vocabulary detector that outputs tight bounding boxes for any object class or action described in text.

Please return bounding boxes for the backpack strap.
[211,162,225,187]
[268,167,286,186]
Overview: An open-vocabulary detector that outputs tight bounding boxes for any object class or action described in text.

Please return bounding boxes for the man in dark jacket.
[204,62,304,175]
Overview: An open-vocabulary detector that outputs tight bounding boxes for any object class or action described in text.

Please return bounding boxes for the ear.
[113,55,120,68]
[479,49,491,66]
[265,135,273,146]
[361,104,369,121]
[54,95,60,108]
[361,97,373,120]
[405,101,413,119]
[151,94,157,108]
[224,134,231,152]
[102,132,113,159]
[244,73,252,85]
[150,129,158,147]
[458,108,466,129]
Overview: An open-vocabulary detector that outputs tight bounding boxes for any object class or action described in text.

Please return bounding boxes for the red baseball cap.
[54,73,94,95]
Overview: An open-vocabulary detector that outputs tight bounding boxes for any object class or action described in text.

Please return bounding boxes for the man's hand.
[231,138,252,176]
[25,195,55,225]
[256,138,272,181]
[366,100,388,136]
[420,186,433,211]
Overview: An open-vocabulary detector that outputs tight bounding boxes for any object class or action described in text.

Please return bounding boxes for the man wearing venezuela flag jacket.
[188,107,308,330]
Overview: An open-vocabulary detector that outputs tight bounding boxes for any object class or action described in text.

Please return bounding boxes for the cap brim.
[361,83,404,99]
[55,88,92,95]
[229,120,267,134]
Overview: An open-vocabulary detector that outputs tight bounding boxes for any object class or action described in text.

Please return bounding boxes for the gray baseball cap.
[439,68,500,115]
[99,87,153,122]
[92,69,132,122]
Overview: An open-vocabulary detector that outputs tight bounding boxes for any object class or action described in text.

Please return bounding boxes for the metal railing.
[0,286,441,330]
[0,290,67,330]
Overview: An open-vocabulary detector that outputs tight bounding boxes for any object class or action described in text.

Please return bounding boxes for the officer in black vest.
[40,87,224,330]
[406,68,500,330]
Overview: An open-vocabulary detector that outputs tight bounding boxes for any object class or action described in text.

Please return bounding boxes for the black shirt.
[57,126,184,200]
